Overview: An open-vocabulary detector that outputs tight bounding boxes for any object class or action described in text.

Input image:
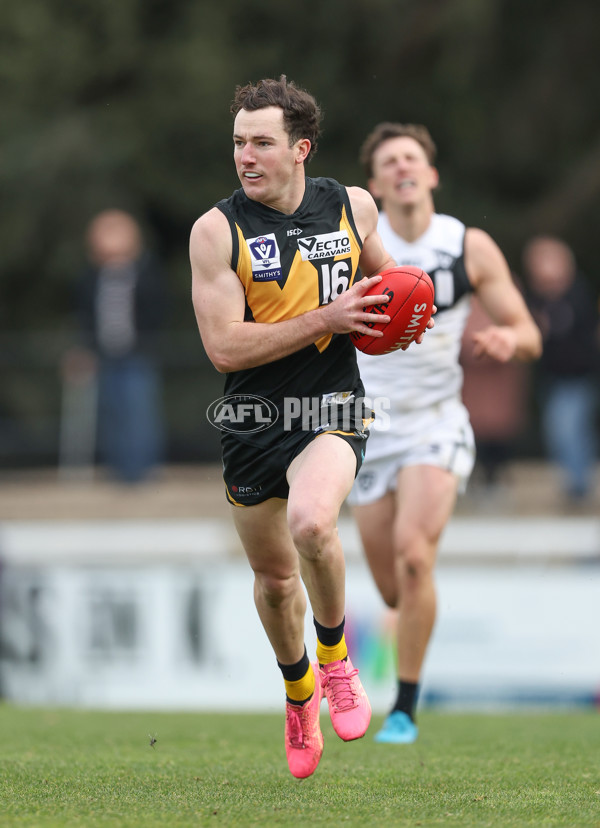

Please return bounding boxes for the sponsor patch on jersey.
[298,230,351,261]
[247,233,283,281]
[321,390,354,406]
[432,269,454,307]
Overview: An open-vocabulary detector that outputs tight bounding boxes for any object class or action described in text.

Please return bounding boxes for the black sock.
[313,616,345,646]
[393,680,419,722]
[277,647,312,706]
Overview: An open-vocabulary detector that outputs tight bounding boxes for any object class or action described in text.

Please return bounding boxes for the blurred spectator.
[522,235,600,502]
[460,294,531,490]
[62,209,167,483]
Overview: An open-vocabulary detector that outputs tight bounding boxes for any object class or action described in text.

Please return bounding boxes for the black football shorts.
[222,391,374,506]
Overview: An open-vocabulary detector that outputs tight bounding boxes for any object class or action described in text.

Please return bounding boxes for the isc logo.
[206,395,279,433]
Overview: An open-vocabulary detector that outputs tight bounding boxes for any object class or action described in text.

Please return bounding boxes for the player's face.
[233,107,306,211]
[369,136,438,208]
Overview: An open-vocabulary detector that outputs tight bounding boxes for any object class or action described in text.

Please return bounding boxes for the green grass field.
[0,704,598,827]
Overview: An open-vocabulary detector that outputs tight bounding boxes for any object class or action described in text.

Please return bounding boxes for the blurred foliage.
[1,0,599,463]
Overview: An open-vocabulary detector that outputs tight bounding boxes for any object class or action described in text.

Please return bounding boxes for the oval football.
[350,266,435,355]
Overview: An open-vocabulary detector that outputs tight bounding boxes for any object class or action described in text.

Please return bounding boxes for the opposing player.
[190,81,432,778]
[348,123,542,743]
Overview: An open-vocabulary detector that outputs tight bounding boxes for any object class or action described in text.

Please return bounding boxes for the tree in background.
[1,0,599,463]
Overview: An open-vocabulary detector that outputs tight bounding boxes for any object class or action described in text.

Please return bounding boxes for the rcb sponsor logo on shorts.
[207,395,279,433]
[230,484,262,497]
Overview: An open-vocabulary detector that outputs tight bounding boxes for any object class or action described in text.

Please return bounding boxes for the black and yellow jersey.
[216,177,365,411]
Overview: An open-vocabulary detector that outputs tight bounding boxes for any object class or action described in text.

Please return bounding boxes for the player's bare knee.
[399,551,432,583]
[255,571,296,609]
[380,586,398,609]
[288,511,335,560]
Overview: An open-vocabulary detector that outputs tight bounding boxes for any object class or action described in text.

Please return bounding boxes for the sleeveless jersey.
[216,177,364,417]
[357,212,474,412]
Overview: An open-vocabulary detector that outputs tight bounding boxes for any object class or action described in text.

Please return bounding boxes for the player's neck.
[260,176,306,215]
[383,199,434,243]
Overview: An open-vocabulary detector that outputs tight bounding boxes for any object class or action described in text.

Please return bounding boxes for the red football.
[350,266,435,355]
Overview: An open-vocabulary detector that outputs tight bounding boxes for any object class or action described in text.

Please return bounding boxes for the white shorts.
[348,397,476,506]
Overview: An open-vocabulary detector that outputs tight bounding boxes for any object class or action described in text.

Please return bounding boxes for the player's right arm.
[466,228,542,363]
[190,208,391,373]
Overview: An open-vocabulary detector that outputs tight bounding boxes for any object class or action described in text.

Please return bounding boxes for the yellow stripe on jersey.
[234,205,362,357]
[340,204,362,270]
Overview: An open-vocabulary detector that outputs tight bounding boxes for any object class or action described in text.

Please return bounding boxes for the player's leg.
[355,401,474,742]
[286,432,357,627]
[354,463,458,743]
[352,489,419,743]
[392,464,458,683]
[232,498,322,778]
[351,491,398,609]
[232,497,306,664]
[287,433,371,740]
[378,464,458,743]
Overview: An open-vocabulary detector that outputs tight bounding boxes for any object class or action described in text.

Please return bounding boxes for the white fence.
[1,518,599,711]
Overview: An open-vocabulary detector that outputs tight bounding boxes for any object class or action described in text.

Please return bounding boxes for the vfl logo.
[249,236,276,262]
[206,395,279,433]
[298,231,351,261]
[247,233,282,282]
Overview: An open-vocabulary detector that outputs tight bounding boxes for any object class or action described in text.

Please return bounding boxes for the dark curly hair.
[231,75,322,163]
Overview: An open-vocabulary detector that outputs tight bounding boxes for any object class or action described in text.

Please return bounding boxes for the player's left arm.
[465,227,542,362]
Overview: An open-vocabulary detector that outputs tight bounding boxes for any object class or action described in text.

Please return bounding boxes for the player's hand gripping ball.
[350,266,435,355]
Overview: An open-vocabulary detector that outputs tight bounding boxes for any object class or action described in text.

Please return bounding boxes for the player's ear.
[367,177,381,200]
[429,166,440,190]
[295,138,311,164]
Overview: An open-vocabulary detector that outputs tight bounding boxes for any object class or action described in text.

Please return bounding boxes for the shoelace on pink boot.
[320,662,360,711]
[319,658,371,741]
[284,664,324,778]
[286,705,307,748]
